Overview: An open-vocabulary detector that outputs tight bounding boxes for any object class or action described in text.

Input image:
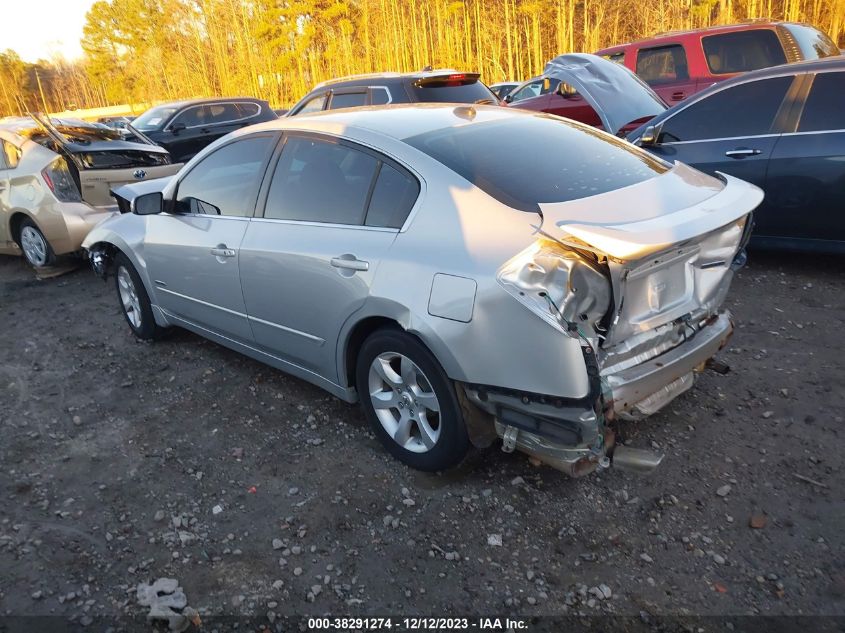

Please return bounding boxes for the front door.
[239,133,420,383]
[144,133,278,342]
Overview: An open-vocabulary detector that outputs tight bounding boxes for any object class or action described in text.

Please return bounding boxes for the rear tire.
[114,252,166,340]
[18,219,55,268]
[356,329,469,471]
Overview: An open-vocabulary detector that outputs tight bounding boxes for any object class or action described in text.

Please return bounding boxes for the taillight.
[42,158,82,203]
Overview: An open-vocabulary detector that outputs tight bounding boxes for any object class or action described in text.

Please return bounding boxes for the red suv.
[595,21,839,104]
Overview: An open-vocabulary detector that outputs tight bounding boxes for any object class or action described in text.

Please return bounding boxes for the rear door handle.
[725,148,761,158]
[331,256,369,271]
[210,247,236,257]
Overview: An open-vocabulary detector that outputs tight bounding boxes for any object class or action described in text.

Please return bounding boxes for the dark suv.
[596,21,839,104]
[131,97,277,163]
[287,69,499,116]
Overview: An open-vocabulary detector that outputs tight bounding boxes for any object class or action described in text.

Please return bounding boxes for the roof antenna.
[421,65,433,72]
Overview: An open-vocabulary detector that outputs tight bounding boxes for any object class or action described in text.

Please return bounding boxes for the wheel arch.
[8,211,37,245]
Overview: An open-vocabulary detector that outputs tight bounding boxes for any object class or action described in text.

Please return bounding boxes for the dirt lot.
[1,250,843,630]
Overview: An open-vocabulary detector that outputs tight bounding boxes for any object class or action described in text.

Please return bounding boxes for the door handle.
[331,256,369,271]
[725,148,761,158]
[210,247,236,257]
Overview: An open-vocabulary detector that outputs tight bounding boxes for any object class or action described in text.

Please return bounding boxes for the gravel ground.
[1,250,843,630]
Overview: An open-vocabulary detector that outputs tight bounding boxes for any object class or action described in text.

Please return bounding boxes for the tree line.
[1,0,843,116]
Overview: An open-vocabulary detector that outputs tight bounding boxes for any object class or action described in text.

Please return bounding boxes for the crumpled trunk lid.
[538,162,762,347]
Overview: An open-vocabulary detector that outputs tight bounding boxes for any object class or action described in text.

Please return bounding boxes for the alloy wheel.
[368,352,441,453]
[117,266,142,329]
[20,226,49,267]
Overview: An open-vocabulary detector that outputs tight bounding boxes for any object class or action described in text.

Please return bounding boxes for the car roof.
[598,20,800,51]
[147,97,267,109]
[247,103,537,143]
[312,69,465,90]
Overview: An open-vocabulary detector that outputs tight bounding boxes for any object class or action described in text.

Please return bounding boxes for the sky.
[0,0,97,63]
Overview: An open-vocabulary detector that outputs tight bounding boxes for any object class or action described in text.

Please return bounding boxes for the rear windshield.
[404,115,668,212]
[410,78,497,104]
[78,150,170,169]
[702,30,787,74]
[133,105,179,131]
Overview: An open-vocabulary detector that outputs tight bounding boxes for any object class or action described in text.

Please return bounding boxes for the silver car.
[82,105,761,476]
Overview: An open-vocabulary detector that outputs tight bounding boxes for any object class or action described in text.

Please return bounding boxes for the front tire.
[18,219,55,268]
[114,252,166,340]
[356,329,469,471]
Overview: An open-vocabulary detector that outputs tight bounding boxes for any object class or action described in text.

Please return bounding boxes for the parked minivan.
[596,21,839,104]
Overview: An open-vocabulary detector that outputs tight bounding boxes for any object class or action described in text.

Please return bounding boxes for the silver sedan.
[83,105,762,476]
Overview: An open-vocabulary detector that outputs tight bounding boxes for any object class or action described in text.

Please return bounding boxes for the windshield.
[133,105,179,131]
[404,114,668,212]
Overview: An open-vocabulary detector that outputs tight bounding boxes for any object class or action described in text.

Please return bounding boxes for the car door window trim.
[658,132,782,146]
[256,130,422,230]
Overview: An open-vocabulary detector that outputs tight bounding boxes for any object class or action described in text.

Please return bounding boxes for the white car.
[84,105,761,476]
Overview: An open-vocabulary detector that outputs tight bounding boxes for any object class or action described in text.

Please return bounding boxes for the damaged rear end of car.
[405,110,762,477]
[487,166,758,476]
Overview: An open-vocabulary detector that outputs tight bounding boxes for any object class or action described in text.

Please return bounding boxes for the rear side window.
[175,135,275,216]
[237,102,261,118]
[204,103,241,124]
[702,30,787,74]
[1,140,21,168]
[265,136,378,224]
[370,88,391,105]
[329,92,367,110]
[365,163,419,228]
[782,24,840,60]
[294,94,327,116]
[603,52,625,65]
[636,45,689,83]
[410,77,497,104]
[798,72,845,132]
[659,76,792,142]
[405,115,668,213]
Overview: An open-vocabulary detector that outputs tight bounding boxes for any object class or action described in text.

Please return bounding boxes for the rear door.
[0,139,11,249]
[648,75,795,235]
[765,70,845,242]
[144,133,278,342]
[635,43,698,104]
[239,133,419,382]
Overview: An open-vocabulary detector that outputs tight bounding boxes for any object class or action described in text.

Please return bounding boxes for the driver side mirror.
[169,121,186,134]
[639,124,659,146]
[132,191,163,215]
[504,94,513,103]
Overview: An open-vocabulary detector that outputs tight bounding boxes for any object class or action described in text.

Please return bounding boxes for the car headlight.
[497,239,612,335]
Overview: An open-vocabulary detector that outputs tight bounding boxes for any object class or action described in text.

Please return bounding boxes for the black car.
[287,69,499,116]
[131,97,277,163]
[629,57,845,253]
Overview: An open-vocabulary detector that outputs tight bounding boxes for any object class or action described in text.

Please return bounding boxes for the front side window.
[603,52,625,65]
[329,92,367,110]
[171,106,204,128]
[636,45,689,84]
[175,135,276,216]
[658,76,792,142]
[132,105,178,131]
[405,114,668,213]
[798,71,845,133]
[265,136,379,224]
[702,30,787,75]
[510,80,543,102]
